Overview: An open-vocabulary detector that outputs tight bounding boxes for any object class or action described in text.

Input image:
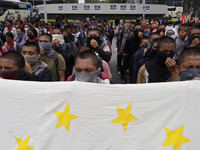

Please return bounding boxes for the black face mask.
[188,34,200,46]
[28,33,34,40]
[87,36,102,50]
[0,70,20,79]
[133,29,143,38]
[156,51,175,67]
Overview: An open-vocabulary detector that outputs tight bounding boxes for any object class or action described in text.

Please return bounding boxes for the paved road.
[109,39,125,84]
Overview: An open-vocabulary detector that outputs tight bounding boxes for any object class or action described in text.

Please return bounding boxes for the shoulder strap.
[13,42,17,52]
[0,46,3,55]
[38,69,44,81]
[98,57,104,72]
[52,51,59,66]
[71,74,76,81]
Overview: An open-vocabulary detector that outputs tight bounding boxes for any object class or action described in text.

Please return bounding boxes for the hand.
[40,47,45,56]
[144,48,148,53]
[159,31,164,37]
[25,62,32,73]
[178,31,187,40]
[152,29,157,33]
[165,57,177,75]
[90,39,98,49]
[138,31,143,39]
[54,39,60,47]
[190,38,200,47]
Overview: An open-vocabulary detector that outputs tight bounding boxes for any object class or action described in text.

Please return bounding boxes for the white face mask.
[52,34,65,45]
[72,32,80,38]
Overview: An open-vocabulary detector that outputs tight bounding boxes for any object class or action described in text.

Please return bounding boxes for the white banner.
[0,80,199,150]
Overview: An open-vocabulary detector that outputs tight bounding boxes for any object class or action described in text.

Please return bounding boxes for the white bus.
[0,0,32,21]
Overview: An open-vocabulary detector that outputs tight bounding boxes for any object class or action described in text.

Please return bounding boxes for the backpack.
[52,51,59,67]
[37,69,44,81]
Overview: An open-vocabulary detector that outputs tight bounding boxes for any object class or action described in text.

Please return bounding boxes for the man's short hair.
[53,28,63,34]
[157,37,176,50]
[140,36,149,44]
[40,33,52,42]
[87,28,100,36]
[149,32,159,39]
[5,32,14,39]
[70,26,78,31]
[178,24,188,32]
[28,27,38,37]
[75,50,99,69]
[22,42,40,54]
[0,51,25,69]
[177,47,200,67]
[77,45,90,54]
[189,27,200,35]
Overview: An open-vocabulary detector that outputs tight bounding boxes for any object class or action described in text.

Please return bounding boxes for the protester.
[137,37,176,83]
[0,51,36,80]
[4,32,21,52]
[15,27,27,49]
[26,27,39,44]
[67,50,109,84]
[3,20,17,39]
[167,47,200,81]
[86,28,111,62]
[21,42,53,81]
[39,33,66,81]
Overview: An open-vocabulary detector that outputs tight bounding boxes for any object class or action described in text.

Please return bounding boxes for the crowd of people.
[0,11,200,84]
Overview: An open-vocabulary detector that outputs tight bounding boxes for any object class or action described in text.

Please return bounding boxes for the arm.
[137,65,146,84]
[57,54,66,81]
[58,70,66,81]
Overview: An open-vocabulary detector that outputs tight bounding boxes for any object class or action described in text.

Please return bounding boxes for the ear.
[175,65,179,74]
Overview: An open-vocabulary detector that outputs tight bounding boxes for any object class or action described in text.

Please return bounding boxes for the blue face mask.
[179,68,200,81]
[166,34,173,37]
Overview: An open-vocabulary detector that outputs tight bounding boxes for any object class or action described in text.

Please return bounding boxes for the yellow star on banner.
[111,102,138,132]
[55,103,78,132]
[162,125,191,150]
[15,135,35,150]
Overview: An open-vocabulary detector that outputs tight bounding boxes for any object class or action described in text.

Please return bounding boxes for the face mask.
[188,34,200,46]
[133,29,143,38]
[0,70,20,79]
[28,33,34,40]
[24,28,29,35]
[72,32,80,38]
[179,68,200,81]
[156,51,174,67]
[87,36,101,50]
[73,24,81,31]
[23,55,40,67]
[38,42,54,57]
[52,34,65,45]
[74,68,101,83]
[17,32,23,39]
[166,34,173,37]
